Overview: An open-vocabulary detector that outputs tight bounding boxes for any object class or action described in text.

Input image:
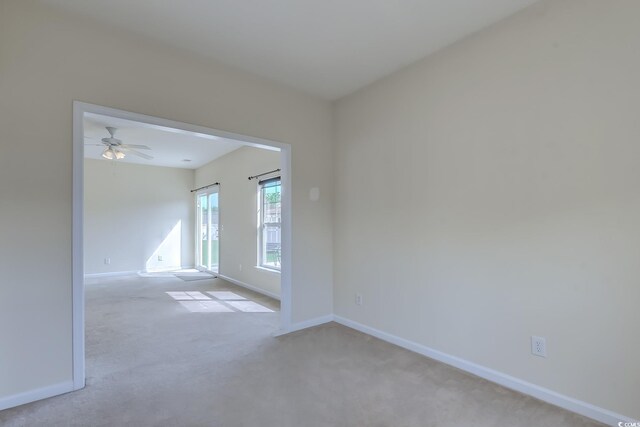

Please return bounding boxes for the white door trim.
[72,101,293,391]
[195,185,221,273]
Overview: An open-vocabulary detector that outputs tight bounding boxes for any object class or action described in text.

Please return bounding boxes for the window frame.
[258,177,282,272]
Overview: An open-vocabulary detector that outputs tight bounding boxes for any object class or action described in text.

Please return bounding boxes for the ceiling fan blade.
[122,144,151,150]
[121,147,153,160]
[84,143,105,146]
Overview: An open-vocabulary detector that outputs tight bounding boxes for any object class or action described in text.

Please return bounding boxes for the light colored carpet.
[137,269,216,281]
[0,275,603,427]
[174,274,216,282]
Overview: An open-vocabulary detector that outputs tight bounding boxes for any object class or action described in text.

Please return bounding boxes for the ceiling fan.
[85,127,153,160]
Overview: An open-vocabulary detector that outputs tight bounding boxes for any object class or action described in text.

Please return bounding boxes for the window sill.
[255,265,281,274]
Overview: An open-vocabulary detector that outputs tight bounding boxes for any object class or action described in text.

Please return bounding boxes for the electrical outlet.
[355,293,363,306]
[157,255,163,261]
[239,263,243,271]
[104,257,111,265]
[531,336,547,357]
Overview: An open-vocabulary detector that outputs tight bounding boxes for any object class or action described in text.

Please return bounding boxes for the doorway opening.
[72,102,292,391]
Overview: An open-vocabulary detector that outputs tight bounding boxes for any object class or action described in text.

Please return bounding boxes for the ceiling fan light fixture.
[101,147,126,160]
[92,126,151,161]
[102,147,114,160]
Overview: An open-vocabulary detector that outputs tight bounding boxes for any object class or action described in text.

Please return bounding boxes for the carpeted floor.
[0,275,603,426]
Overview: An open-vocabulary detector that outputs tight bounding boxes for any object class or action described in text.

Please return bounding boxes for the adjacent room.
[1,0,638,426]
[83,111,282,307]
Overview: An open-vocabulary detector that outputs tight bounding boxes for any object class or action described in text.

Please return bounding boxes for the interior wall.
[84,159,194,275]
[0,0,333,402]
[195,146,281,297]
[333,0,640,419]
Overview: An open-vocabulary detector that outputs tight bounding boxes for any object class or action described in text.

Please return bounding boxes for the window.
[259,177,281,270]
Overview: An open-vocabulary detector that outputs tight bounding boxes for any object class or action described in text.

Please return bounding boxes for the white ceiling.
[42,0,539,100]
[84,113,246,169]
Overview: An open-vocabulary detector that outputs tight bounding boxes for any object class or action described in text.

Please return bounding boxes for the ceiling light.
[102,147,126,160]
[102,148,114,160]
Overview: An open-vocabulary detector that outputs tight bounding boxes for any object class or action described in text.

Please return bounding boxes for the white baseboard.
[0,381,74,411]
[84,270,139,279]
[333,315,636,426]
[273,314,334,336]
[217,274,280,301]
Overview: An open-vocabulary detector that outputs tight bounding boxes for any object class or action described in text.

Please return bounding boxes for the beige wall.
[334,0,640,419]
[2,0,638,419]
[84,159,195,275]
[0,0,333,400]
[195,146,281,297]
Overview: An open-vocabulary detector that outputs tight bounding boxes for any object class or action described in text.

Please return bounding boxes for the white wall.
[334,0,640,420]
[84,159,194,275]
[0,0,333,403]
[195,146,281,297]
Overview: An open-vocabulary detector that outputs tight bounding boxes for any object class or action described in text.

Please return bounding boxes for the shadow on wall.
[146,221,182,272]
